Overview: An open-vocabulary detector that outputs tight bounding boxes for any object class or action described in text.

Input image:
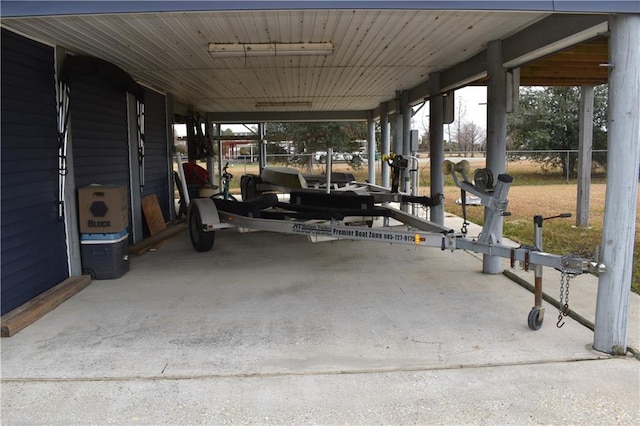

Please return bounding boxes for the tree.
[284,122,366,153]
[265,121,367,169]
[507,86,608,177]
[452,97,468,154]
[457,122,484,157]
[419,128,430,152]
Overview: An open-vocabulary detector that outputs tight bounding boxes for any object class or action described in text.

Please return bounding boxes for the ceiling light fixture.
[255,101,313,109]
[208,42,334,57]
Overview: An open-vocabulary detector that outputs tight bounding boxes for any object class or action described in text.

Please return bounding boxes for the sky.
[413,86,488,136]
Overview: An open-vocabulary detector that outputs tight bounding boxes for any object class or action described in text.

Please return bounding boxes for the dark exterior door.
[1,29,69,315]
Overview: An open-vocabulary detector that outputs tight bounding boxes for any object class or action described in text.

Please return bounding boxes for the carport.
[0,1,638,357]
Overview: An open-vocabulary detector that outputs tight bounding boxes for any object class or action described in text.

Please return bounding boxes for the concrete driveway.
[2,220,639,424]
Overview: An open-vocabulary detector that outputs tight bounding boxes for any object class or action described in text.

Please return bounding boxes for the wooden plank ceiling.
[520,37,608,86]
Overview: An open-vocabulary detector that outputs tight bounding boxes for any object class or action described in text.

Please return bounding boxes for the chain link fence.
[440,149,608,182]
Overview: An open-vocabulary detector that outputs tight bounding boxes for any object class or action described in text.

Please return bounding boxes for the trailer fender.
[190,198,220,231]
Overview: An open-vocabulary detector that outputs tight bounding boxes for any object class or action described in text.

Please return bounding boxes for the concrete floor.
[2,216,639,424]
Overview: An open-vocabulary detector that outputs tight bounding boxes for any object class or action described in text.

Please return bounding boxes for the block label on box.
[78,185,128,233]
[87,220,112,228]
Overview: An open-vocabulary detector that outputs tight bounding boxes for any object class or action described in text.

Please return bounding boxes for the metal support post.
[402,90,411,194]
[380,103,391,188]
[429,73,444,225]
[326,147,333,194]
[576,85,594,227]
[367,114,376,184]
[484,40,508,274]
[594,15,640,355]
[394,113,403,155]
[258,122,266,174]
[217,132,223,190]
[208,122,218,186]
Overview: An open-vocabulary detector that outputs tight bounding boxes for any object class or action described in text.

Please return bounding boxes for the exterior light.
[255,101,313,109]
[208,42,334,57]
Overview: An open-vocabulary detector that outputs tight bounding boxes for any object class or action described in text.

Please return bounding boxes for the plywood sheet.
[141,194,167,236]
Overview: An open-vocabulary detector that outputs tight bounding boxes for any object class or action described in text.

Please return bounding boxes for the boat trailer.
[185,159,605,330]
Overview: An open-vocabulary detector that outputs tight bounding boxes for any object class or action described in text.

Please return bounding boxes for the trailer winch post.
[326,147,333,194]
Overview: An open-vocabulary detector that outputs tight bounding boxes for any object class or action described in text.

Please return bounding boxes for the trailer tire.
[527,307,544,330]
[189,204,215,252]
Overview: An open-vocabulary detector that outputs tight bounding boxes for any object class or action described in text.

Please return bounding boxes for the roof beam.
[206,110,369,123]
[502,14,608,68]
[386,13,609,118]
[408,50,487,106]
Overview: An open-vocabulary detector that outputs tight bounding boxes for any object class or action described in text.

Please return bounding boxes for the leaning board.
[141,194,167,235]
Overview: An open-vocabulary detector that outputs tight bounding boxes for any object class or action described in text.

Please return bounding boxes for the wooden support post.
[429,73,444,225]
[576,85,594,227]
[484,40,508,274]
[594,15,640,355]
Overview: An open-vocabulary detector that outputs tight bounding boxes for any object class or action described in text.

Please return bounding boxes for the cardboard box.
[78,185,128,233]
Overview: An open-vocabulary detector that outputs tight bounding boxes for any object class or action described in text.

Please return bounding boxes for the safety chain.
[460,189,469,236]
[556,270,572,328]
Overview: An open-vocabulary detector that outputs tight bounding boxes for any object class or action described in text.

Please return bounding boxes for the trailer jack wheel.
[527,306,544,330]
[189,204,215,252]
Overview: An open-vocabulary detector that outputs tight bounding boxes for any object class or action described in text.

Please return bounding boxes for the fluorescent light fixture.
[208,42,334,57]
[255,101,313,109]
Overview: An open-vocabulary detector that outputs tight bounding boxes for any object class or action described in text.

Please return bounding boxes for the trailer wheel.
[189,204,215,252]
[527,307,544,330]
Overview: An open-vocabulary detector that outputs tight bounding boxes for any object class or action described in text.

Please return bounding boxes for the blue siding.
[1,29,69,315]
[142,88,171,229]
[70,80,129,188]
[69,76,132,235]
